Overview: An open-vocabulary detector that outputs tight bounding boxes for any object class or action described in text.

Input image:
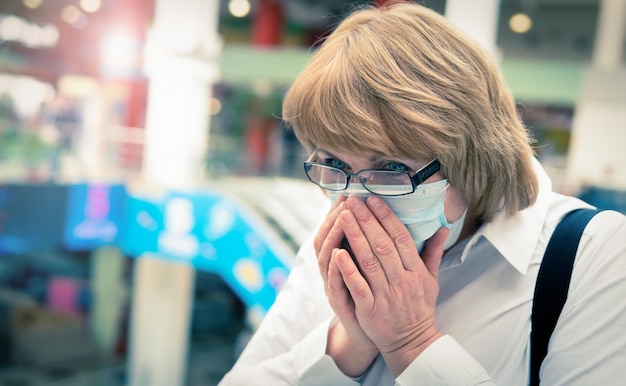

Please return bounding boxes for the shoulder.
[585,208,626,233]
[577,208,626,264]
[542,192,626,283]
[543,192,625,237]
[569,209,626,296]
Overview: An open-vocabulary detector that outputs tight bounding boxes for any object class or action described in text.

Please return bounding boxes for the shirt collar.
[460,158,552,274]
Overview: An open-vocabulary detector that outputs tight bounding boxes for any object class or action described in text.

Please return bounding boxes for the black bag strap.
[530,208,603,386]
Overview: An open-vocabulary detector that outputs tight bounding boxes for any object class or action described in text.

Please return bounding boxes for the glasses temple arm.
[412,159,441,185]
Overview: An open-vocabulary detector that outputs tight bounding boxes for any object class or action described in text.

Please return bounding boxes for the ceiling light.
[80,0,102,13]
[61,5,88,29]
[23,0,43,9]
[229,0,251,18]
[509,13,532,34]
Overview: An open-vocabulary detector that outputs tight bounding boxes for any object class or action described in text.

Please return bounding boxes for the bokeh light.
[229,0,251,18]
[80,0,102,13]
[509,12,533,34]
[209,98,222,115]
[61,5,88,29]
[23,0,43,10]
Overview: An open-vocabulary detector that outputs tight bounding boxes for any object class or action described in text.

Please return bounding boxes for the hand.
[335,195,449,377]
[314,196,378,376]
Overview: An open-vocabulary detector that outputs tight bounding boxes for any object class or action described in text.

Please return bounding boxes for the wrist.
[381,328,443,378]
[326,321,378,377]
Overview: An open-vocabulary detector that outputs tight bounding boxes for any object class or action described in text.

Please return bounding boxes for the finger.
[421,227,449,279]
[314,199,346,284]
[334,248,374,310]
[338,208,390,296]
[345,196,405,284]
[327,250,356,316]
[319,217,346,285]
[365,195,421,272]
[313,196,346,255]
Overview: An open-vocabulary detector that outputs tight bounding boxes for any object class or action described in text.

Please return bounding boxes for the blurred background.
[0,0,624,385]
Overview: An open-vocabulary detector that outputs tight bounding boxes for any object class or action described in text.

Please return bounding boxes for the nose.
[344,172,369,190]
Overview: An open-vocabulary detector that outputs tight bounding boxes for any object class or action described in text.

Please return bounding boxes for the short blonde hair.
[282,2,538,222]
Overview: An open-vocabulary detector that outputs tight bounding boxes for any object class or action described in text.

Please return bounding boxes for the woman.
[220,2,626,385]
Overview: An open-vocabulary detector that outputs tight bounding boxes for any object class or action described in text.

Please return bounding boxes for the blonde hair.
[282,2,538,222]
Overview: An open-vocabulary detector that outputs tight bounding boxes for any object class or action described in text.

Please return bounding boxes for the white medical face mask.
[328,179,466,253]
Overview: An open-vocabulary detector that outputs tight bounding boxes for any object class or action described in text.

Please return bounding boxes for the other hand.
[314,196,378,376]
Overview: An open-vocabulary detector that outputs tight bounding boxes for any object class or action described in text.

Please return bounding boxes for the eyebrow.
[314,150,433,176]
[315,148,387,164]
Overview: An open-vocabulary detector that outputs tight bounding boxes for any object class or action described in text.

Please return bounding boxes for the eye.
[382,161,410,172]
[322,158,349,170]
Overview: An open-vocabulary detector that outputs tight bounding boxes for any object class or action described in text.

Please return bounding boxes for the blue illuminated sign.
[123,190,293,311]
[63,184,126,251]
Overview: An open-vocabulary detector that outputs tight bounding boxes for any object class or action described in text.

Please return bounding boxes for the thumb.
[421,227,449,279]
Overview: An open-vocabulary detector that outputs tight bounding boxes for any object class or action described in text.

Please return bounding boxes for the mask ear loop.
[440,207,468,252]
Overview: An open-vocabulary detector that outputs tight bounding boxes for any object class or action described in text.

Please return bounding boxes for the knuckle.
[391,230,412,246]
[316,250,329,274]
[352,282,370,300]
[314,233,328,253]
[360,253,381,271]
[352,206,375,223]
[373,239,396,257]
[313,237,322,253]
[317,255,326,272]
[327,278,341,293]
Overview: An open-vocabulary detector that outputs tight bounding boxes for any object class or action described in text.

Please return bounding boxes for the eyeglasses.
[303,158,441,196]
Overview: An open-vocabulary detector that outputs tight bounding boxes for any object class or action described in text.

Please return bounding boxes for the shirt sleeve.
[219,234,358,386]
[538,210,626,385]
[395,335,495,385]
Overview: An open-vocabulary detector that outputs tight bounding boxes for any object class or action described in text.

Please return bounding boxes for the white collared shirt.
[219,162,626,385]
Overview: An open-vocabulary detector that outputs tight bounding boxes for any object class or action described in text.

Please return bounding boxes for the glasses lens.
[305,164,347,191]
[359,170,413,195]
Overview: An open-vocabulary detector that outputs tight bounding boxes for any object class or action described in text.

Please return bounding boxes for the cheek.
[444,186,467,223]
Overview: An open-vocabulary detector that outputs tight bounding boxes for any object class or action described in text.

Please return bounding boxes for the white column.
[445,0,502,61]
[141,0,221,190]
[566,0,626,191]
[128,1,221,386]
[128,257,196,386]
[592,0,626,70]
[90,246,126,356]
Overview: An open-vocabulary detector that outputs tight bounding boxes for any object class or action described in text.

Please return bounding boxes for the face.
[311,147,467,224]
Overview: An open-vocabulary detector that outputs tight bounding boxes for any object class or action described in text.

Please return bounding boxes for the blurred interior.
[0,0,625,385]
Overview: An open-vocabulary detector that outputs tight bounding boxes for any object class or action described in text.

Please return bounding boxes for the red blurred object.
[252,0,284,47]
[101,0,153,129]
